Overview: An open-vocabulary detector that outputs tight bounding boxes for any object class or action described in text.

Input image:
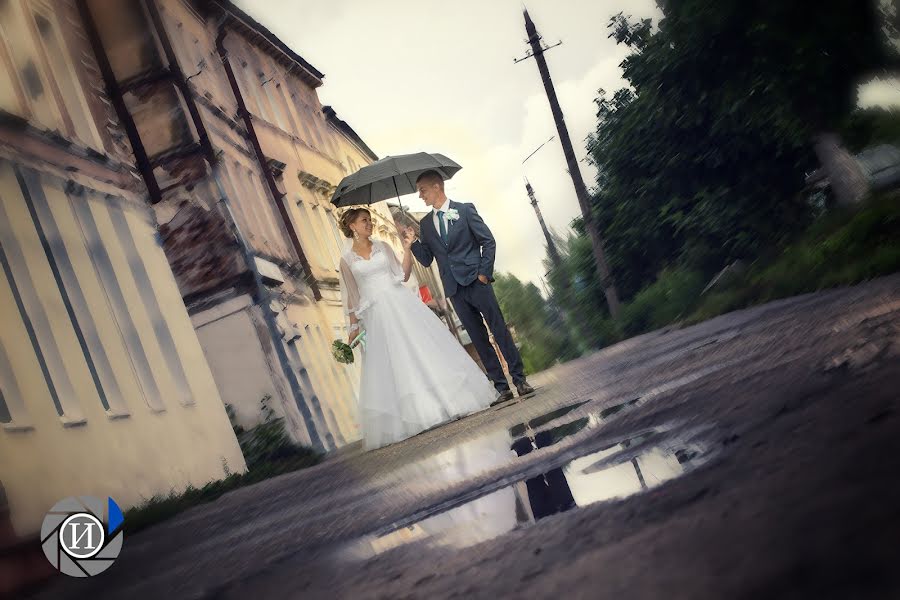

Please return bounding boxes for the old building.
[0,0,246,547]
[77,0,414,453]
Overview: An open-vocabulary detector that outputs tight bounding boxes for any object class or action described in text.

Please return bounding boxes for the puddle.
[383,397,642,499]
[341,391,718,560]
[346,417,712,559]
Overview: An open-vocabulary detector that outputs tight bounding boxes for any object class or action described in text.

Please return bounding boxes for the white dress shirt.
[432,198,452,240]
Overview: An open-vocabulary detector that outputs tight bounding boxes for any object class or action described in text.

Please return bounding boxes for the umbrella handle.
[392,176,412,226]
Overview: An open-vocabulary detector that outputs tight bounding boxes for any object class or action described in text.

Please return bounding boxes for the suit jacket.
[410,200,496,298]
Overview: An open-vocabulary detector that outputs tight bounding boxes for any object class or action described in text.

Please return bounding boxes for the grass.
[124,399,323,535]
[620,268,706,336]
[587,192,900,341]
[123,448,321,536]
[687,192,900,323]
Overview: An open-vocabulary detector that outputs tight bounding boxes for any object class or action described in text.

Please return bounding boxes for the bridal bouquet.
[332,331,366,364]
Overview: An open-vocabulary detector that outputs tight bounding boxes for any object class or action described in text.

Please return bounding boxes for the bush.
[616,192,900,333]
[690,192,900,319]
[620,269,706,336]
[231,396,312,468]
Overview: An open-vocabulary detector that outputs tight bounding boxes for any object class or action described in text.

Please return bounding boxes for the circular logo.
[41,497,125,577]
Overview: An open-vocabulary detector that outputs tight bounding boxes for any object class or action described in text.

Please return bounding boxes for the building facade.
[78,0,417,453]
[0,0,246,545]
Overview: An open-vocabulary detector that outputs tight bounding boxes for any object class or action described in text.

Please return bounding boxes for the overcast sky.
[234,0,661,287]
[236,0,899,289]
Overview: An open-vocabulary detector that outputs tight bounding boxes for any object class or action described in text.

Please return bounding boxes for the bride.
[338,207,497,449]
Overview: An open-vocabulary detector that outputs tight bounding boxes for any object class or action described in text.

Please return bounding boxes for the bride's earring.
[353,230,359,240]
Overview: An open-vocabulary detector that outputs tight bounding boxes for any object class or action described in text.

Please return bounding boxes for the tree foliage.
[586,0,898,299]
[492,273,578,373]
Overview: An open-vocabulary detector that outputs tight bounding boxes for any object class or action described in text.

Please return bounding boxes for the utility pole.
[517,9,622,319]
[525,178,561,269]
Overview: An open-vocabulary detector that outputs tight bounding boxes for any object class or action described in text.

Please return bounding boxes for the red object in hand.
[419,285,433,303]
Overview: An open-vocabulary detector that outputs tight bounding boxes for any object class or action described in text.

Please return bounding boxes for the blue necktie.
[437,210,448,244]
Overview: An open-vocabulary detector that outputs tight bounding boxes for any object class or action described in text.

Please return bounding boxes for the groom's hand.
[402,227,417,249]
[477,274,490,284]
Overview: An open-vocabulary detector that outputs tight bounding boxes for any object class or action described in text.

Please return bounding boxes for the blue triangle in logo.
[107,497,124,534]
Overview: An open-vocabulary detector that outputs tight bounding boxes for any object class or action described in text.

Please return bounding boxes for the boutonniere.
[445,208,460,222]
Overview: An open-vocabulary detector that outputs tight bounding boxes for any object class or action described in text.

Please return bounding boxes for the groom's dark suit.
[411,200,525,393]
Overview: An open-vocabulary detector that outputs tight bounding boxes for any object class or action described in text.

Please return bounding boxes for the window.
[0,0,61,131]
[32,8,102,147]
[259,57,286,129]
[304,102,325,148]
[289,93,316,146]
[260,73,285,129]
[296,198,330,271]
[276,82,299,135]
[0,340,26,427]
[312,205,340,270]
[238,60,265,120]
[324,208,346,260]
[0,1,102,148]
[0,20,23,115]
[0,162,85,423]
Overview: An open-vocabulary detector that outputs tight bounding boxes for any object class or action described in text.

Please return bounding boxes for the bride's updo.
[339,208,370,238]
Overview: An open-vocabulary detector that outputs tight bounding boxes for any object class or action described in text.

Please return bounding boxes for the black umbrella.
[330,152,462,208]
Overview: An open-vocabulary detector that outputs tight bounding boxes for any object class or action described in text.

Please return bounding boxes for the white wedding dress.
[340,239,496,450]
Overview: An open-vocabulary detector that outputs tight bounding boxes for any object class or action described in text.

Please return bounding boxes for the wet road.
[36,274,900,599]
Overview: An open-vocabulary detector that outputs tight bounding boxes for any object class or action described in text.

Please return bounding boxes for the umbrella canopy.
[330,152,461,208]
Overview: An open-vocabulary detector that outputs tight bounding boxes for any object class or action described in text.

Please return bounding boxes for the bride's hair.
[339,207,371,238]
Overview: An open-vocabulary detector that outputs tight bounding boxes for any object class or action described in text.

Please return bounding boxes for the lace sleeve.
[382,240,407,284]
[339,255,362,330]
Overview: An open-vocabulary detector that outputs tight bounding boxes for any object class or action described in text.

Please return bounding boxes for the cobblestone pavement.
[36,275,900,599]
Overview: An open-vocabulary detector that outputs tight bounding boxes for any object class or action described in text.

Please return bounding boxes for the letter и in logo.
[41,496,125,577]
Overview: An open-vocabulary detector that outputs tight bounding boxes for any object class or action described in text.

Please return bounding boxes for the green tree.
[588,1,898,299]
[544,222,621,349]
[492,273,577,373]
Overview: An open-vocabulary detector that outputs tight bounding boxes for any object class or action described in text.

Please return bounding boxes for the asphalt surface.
[34,275,900,599]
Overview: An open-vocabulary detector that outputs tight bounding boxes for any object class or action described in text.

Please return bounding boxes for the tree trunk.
[813,132,869,206]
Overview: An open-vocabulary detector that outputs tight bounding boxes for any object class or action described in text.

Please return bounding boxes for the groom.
[407,170,534,403]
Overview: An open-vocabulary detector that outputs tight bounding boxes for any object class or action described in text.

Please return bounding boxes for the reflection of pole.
[521,9,622,319]
[632,457,648,491]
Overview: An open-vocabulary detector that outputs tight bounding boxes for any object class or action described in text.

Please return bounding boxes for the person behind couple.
[406,170,534,403]
[338,207,497,449]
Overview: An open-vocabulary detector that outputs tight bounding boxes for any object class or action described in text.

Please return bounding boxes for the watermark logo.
[40,497,124,577]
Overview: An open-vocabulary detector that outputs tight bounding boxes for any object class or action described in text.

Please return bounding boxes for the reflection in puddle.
[382,397,638,502]
[509,400,590,437]
[348,405,710,558]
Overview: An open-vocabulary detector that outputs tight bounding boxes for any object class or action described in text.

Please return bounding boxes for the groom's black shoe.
[516,381,536,397]
[491,389,515,406]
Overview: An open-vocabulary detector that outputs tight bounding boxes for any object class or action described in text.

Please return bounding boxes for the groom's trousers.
[449,280,525,392]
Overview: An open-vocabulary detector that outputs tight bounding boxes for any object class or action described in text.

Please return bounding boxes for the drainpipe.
[209,161,326,451]
[215,22,321,300]
[208,22,326,452]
